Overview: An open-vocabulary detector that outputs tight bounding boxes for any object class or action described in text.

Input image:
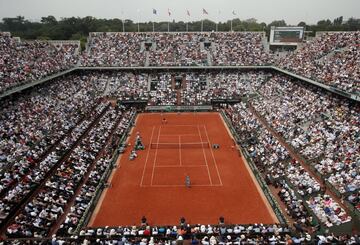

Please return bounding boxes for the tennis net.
[150,142,210,149]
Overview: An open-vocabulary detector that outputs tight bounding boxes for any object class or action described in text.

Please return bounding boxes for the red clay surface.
[90,112,277,227]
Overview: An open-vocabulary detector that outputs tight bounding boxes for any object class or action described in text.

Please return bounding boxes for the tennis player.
[185,175,191,188]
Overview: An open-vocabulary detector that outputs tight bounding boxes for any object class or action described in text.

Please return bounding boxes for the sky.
[0,0,359,25]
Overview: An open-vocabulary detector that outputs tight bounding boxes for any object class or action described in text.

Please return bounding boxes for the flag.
[232,10,236,15]
[153,9,157,15]
[187,9,190,17]
[202,8,208,15]
[168,8,171,16]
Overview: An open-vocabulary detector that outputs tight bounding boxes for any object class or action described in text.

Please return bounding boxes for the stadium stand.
[147,33,209,66]
[81,32,147,67]
[0,29,359,243]
[1,31,359,96]
[80,32,271,67]
[249,73,359,210]
[210,32,272,65]
[276,31,360,94]
[225,102,352,229]
[0,32,79,93]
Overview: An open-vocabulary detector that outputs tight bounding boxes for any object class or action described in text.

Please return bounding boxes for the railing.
[4,223,291,243]
[74,111,137,234]
[248,104,359,232]
[220,110,287,225]
[145,105,213,112]
[0,68,77,100]
[284,177,353,235]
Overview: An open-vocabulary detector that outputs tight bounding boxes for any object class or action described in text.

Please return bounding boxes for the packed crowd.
[0,32,79,93]
[0,69,358,241]
[148,33,209,66]
[57,109,135,237]
[179,71,267,105]
[101,71,268,105]
[3,223,360,244]
[78,223,293,244]
[5,104,129,238]
[210,32,272,66]
[277,31,360,94]
[0,102,109,230]
[104,72,177,105]
[226,101,351,229]
[80,32,271,68]
[249,74,359,211]
[2,31,358,97]
[81,33,147,67]
[0,74,108,235]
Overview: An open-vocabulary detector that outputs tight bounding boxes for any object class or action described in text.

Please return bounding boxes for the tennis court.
[140,123,222,187]
[89,112,277,226]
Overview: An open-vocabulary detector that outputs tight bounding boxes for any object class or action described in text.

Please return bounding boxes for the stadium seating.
[81,32,271,67]
[1,31,358,96]
[0,29,359,243]
[276,31,360,94]
[0,32,79,93]
[81,32,147,67]
[249,73,359,207]
[148,33,209,66]
[210,32,272,65]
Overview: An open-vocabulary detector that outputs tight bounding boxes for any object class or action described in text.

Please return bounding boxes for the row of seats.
[1,32,358,94]
[249,74,359,206]
[226,102,351,229]
[276,31,360,93]
[0,70,357,241]
[103,71,267,105]
[3,223,359,244]
[0,32,79,93]
[6,106,131,238]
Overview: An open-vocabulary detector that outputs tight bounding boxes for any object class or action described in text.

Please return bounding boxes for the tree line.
[0,15,359,44]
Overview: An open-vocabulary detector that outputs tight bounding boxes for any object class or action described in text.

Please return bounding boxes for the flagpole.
[167,9,170,32]
[231,11,236,32]
[121,11,125,32]
[153,22,155,32]
[137,9,140,32]
[201,9,208,32]
[186,10,190,32]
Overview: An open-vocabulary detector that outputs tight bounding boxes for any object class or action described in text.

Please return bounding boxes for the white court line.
[197,125,213,186]
[150,125,161,186]
[155,165,208,168]
[165,124,200,127]
[140,126,155,187]
[203,125,223,186]
[179,135,182,166]
[142,184,223,188]
[160,134,199,136]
